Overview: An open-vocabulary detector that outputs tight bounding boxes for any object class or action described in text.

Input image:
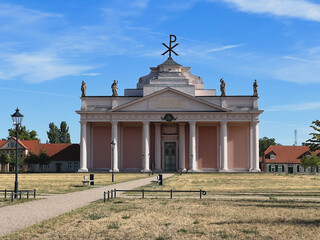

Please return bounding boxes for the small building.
[263,145,320,174]
[0,138,80,172]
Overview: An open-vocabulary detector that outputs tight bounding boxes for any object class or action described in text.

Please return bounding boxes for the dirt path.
[0,174,174,237]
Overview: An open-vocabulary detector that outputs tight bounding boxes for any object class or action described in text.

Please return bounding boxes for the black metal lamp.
[11,108,23,199]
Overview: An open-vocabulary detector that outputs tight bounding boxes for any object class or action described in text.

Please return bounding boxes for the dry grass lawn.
[0,173,149,194]
[3,197,320,240]
[135,173,320,198]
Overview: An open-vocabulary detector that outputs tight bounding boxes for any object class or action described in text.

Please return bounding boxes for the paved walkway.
[0,174,173,237]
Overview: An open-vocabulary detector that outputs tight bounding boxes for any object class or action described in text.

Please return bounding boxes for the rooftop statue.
[220,78,226,96]
[253,79,258,97]
[111,80,118,96]
[81,81,86,97]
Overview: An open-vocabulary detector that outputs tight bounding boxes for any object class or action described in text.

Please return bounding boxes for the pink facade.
[198,125,218,169]
[228,125,249,169]
[122,125,142,169]
[92,125,111,169]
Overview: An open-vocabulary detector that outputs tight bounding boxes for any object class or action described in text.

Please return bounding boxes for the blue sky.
[0,0,319,145]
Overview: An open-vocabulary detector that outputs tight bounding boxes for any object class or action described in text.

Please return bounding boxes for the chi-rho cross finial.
[162,35,179,58]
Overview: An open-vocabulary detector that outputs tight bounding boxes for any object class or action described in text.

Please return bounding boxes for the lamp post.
[111,140,115,182]
[11,108,23,199]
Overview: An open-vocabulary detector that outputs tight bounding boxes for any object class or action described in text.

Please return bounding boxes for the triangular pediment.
[0,138,28,150]
[111,88,227,112]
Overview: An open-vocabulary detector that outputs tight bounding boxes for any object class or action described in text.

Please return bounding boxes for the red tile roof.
[0,140,6,148]
[39,143,80,161]
[264,145,310,164]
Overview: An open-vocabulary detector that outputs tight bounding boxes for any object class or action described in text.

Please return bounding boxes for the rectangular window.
[68,163,72,169]
[74,163,79,170]
[10,142,14,147]
[39,164,43,170]
[10,150,14,156]
[270,155,275,160]
[28,164,32,170]
[45,164,50,169]
[271,165,275,172]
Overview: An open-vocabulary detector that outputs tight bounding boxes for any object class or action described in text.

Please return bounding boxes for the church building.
[76,36,263,173]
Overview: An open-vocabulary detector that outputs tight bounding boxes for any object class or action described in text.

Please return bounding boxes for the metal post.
[104,191,106,203]
[114,189,116,198]
[170,189,173,199]
[4,189,6,199]
[11,192,13,202]
[19,191,21,200]
[34,189,36,199]
[14,125,18,199]
[111,190,113,199]
[27,191,29,199]
[200,189,202,199]
[142,189,144,199]
[108,191,110,200]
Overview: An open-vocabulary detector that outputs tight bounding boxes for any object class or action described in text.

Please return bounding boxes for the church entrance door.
[164,142,176,171]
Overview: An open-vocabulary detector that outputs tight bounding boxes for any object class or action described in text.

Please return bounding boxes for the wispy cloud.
[0,52,94,83]
[218,0,320,22]
[266,102,320,111]
[207,44,244,53]
[0,87,78,99]
[81,73,101,76]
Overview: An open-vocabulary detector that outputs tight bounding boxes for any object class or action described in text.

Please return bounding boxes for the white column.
[250,121,261,172]
[220,121,228,172]
[189,122,197,172]
[79,121,88,172]
[142,121,150,172]
[111,121,119,172]
[179,123,186,172]
[154,123,161,171]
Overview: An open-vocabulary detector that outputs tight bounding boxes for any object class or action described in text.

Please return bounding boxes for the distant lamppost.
[11,108,23,199]
[111,140,115,182]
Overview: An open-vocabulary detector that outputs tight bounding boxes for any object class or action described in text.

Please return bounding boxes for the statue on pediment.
[220,78,226,96]
[253,79,258,97]
[111,80,118,96]
[81,81,86,97]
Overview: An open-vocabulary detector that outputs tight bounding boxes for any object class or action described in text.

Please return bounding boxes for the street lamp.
[111,140,115,182]
[11,108,23,199]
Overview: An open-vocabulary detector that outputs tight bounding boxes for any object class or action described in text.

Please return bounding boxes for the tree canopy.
[259,137,281,157]
[304,120,320,151]
[8,126,38,140]
[300,154,320,172]
[24,150,50,165]
[47,121,71,143]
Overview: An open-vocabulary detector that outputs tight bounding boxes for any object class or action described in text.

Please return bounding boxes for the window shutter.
[282,165,285,172]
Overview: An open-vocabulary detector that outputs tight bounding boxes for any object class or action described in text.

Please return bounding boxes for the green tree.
[304,120,320,151]
[8,126,38,140]
[38,150,50,164]
[59,121,71,143]
[301,154,320,173]
[47,122,60,143]
[9,151,24,170]
[0,153,10,165]
[259,137,281,157]
[24,152,39,164]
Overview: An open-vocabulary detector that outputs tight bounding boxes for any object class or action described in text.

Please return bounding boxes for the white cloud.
[130,0,149,9]
[207,44,244,53]
[0,52,94,83]
[81,73,101,76]
[219,0,320,22]
[267,102,320,111]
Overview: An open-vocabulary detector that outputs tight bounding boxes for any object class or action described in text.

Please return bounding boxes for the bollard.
[34,189,36,199]
[170,189,173,199]
[11,192,13,202]
[200,189,202,199]
[108,191,110,201]
[114,189,117,199]
[104,192,106,203]
[27,191,29,199]
[142,189,145,199]
[4,189,6,199]
[19,191,22,200]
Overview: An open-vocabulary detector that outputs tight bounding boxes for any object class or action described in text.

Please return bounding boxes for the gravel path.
[0,174,174,237]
